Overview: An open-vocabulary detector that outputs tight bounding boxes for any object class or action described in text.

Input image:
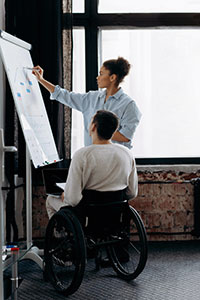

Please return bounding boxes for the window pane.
[72,0,84,13]
[101,29,200,158]
[71,28,85,156]
[99,0,200,13]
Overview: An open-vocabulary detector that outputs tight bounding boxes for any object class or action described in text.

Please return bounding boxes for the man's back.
[64,143,138,207]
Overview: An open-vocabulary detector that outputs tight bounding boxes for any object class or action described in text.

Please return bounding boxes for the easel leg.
[0,130,5,300]
[11,253,19,300]
[26,146,32,249]
[23,146,43,268]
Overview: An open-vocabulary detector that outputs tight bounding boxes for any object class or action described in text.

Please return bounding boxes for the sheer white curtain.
[71,29,85,156]
[98,0,200,13]
[101,29,200,158]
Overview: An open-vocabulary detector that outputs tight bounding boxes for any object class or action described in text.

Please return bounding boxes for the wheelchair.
[44,190,148,296]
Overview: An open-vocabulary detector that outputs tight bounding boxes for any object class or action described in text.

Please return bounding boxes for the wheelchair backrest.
[80,189,128,234]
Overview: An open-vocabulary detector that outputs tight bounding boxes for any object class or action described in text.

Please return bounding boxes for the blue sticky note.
[20,82,24,86]
[26,89,31,93]
[28,81,32,85]
[17,93,21,97]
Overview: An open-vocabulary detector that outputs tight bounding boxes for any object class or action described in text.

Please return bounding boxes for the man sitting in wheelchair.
[44,110,147,296]
[46,109,138,219]
[45,109,139,270]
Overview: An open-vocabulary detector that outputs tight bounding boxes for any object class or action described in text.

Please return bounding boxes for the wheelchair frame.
[44,197,148,296]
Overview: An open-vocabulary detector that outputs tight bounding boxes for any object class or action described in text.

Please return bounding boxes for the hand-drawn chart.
[0,31,60,167]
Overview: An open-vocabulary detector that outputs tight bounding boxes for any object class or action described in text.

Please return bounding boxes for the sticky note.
[26,89,31,93]
[28,81,32,85]
[17,93,21,97]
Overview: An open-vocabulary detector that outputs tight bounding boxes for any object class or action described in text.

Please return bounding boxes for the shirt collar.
[99,88,123,100]
[112,88,123,99]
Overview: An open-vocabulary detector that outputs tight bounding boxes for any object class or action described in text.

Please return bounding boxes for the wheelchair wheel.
[107,205,148,281]
[44,209,86,296]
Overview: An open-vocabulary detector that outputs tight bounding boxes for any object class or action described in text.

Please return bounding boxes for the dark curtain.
[5,0,67,177]
[4,0,72,241]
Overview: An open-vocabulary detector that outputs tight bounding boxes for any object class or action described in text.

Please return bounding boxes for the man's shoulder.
[73,144,133,157]
[72,145,97,158]
[110,143,134,157]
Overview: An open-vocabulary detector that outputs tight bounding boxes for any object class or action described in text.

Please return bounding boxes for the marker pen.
[5,247,19,252]
[23,67,33,70]
[23,67,40,72]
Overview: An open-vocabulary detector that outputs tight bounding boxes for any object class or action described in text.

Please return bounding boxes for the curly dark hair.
[103,56,131,86]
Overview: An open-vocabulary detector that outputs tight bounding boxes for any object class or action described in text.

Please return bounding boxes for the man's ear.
[90,122,96,132]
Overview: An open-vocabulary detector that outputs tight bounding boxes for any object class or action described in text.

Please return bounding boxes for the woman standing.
[33,57,141,149]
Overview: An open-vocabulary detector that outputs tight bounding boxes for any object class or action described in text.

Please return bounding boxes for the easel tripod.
[0,129,43,300]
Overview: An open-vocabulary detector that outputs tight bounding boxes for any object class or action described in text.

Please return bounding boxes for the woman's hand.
[32,65,43,82]
[32,65,56,93]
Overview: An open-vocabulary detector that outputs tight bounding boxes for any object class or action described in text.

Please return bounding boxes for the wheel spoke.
[44,209,86,296]
[107,205,148,280]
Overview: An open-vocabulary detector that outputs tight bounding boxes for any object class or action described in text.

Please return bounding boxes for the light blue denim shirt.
[50,86,142,149]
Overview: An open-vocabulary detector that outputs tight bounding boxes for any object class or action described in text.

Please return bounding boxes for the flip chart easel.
[0,30,60,298]
[0,129,17,300]
[0,129,43,300]
[0,30,60,168]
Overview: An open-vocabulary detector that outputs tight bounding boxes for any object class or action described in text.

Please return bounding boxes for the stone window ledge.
[137,165,200,173]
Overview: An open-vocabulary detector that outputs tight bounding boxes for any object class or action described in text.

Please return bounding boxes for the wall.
[132,166,200,241]
[0,1,5,128]
[31,167,200,242]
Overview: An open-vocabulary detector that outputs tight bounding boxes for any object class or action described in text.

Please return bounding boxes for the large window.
[101,29,200,158]
[72,0,84,13]
[71,28,85,156]
[70,0,200,164]
[98,0,200,13]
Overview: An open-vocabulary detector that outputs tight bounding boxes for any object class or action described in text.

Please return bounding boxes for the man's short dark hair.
[92,110,119,140]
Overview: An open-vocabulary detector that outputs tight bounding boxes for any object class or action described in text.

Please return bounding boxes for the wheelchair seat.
[44,189,148,297]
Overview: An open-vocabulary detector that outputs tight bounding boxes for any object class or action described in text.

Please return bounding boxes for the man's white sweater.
[64,143,138,207]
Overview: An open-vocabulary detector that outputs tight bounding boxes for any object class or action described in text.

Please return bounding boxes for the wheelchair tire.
[107,205,148,281]
[44,208,86,296]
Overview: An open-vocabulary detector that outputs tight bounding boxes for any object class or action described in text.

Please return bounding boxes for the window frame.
[64,0,200,164]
